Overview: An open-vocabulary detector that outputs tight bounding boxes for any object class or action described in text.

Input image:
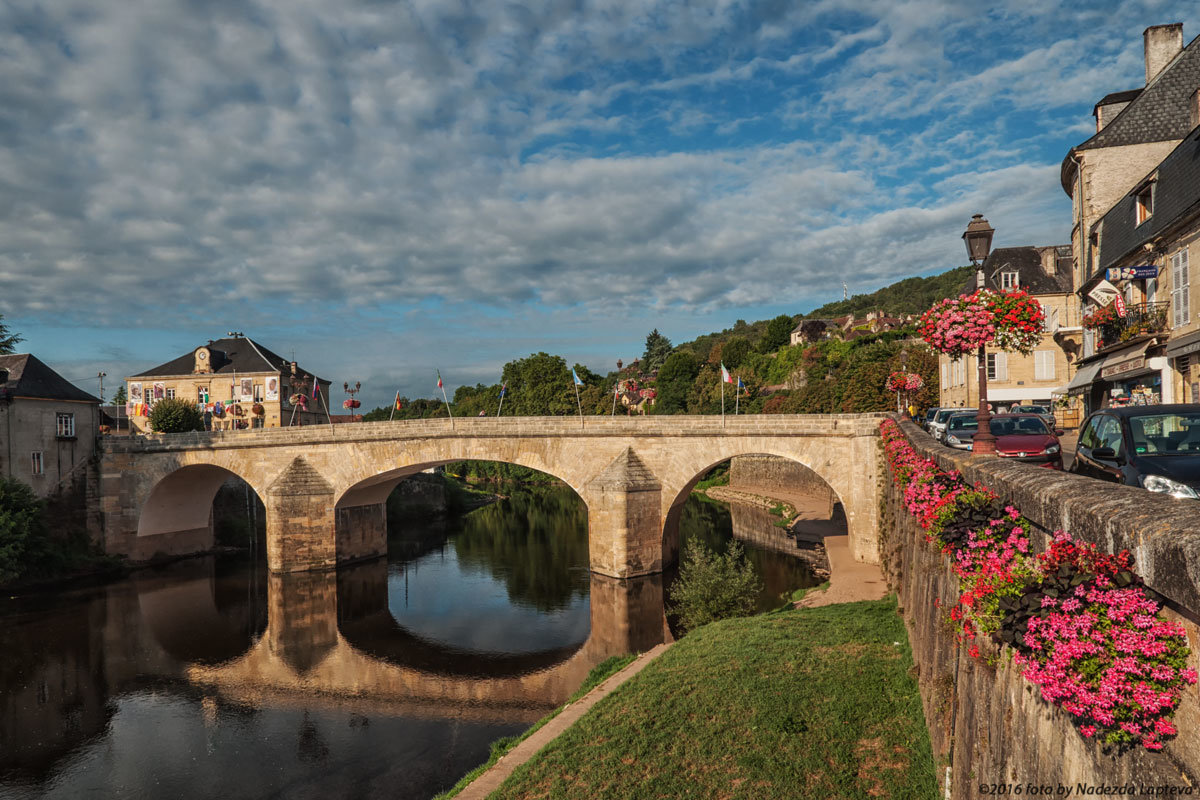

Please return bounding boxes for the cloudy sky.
[2,0,1197,407]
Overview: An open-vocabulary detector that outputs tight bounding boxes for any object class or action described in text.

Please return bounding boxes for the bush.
[148,397,204,433]
[0,477,48,584]
[668,538,763,634]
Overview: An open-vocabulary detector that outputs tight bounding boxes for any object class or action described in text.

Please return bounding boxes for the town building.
[939,246,1080,418]
[125,335,331,432]
[1062,24,1200,306]
[0,354,101,497]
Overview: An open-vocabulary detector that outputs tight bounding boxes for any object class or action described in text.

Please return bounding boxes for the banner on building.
[1087,280,1121,307]
[266,377,280,401]
[129,382,143,402]
[152,382,165,400]
[1106,265,1159,281]
[240,378,254,401]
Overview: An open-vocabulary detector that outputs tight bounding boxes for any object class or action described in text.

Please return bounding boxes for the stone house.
[1062,23,1200,338]
[939,246,1079,414]
[0,354,101,497]
[126,335,331,432]
[1072,118,1200,411]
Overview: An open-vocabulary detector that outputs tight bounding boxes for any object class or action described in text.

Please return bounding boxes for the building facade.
[0,354,101,497]
[938,247,1080,415]
[125,335,331,433]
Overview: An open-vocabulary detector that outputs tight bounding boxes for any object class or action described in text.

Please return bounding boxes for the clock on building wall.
[194,347,211,374]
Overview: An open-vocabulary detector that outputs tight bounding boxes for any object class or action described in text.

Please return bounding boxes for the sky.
[2,0,1198,409]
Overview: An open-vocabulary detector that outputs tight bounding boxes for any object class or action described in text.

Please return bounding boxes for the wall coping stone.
[896,415,1200,620]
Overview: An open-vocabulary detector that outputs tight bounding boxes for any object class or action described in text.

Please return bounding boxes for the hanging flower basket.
[343,398,361,410]
[918,289,1045,358]
[251,403,265,416]
[289,394,308,410]
[230,404,243,417]
[235,419,248,429]
[885,372,924,392]
[1081,305,1118,330]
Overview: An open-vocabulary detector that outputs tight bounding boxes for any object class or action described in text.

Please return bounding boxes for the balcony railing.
[1085,301,1170,350]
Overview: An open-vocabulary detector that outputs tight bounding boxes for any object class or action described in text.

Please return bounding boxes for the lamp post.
[963,214,997,455]
[344,381,361,422]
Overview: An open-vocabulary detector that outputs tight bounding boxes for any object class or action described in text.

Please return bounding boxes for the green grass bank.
[488,597,936,799]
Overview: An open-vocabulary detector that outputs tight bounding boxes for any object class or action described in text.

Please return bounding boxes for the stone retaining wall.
[729,454,835,516]
[885,417,1200,795]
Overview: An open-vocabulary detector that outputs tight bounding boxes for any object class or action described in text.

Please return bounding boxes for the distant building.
[125,335,331,432]
[939,247,1080,413]
[0,354,101,496]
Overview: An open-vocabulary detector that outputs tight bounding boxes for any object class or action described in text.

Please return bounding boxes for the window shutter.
[1183,250,1191,327]
[997,352,1008,382]
[941,361,948,387]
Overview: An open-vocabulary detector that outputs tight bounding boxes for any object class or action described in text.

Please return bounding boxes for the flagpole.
[721,375,725,427]
[497,384,506,417]
[317,382,334,431]
[390,391,398,422]
[611,383,618,416]
[735,376,740,416]
[438,371,454,430]
[573,381,584,429]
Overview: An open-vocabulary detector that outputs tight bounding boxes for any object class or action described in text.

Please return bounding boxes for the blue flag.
[572,368,583,386]
[737,378,745,390]
[499,382,507,397]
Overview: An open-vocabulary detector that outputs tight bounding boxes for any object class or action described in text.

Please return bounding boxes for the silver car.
[928,408,961,443]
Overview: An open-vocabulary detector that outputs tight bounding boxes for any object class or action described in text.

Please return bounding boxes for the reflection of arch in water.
[136,556,267,665]
[333,459,586,565]
[335,558,587,679]
[661,452,847,569]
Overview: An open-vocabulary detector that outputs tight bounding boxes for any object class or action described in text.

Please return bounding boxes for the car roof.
[1090,404,1200,418]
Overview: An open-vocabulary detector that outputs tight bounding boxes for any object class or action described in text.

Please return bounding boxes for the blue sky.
[2,0,1197,408]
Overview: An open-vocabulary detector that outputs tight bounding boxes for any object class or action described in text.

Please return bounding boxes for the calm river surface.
[0,486,826,800]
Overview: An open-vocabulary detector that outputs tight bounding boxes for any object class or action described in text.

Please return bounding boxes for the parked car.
[1010,404,1056,430]
[928,408,961,443]
[922,407,943,432]
[1069,405,1200,498]
[943,413,1064,469]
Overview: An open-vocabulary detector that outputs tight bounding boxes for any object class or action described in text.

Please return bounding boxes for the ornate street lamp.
[343,381,362,421]
[963,214,997,455]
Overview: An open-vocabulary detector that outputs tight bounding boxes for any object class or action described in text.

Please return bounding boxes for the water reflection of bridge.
[184,561,670,723]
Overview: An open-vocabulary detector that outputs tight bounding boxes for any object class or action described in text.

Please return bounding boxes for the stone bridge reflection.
[185,562,671,723]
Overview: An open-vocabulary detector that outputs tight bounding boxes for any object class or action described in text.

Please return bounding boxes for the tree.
[758,314,795,353]
[501,352,576,416]
[0,478,46,583]
[799,320,827,343]
[667,538,762,634]
[655,350,700,413]
[642,329,673,372]
[0,315,22,355]
[148,397,204,433]
[721,336,751,369]
[112,386,128,405]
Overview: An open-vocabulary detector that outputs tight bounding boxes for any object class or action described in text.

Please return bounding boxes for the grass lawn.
[489,597,937,799]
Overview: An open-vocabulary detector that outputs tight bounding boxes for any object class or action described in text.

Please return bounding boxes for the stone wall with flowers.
[882,416,1200,796]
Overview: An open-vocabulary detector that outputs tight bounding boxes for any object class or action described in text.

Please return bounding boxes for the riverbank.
[480,597,936,799]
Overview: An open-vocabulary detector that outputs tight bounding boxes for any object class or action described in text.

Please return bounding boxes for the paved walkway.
[456,644,672,800]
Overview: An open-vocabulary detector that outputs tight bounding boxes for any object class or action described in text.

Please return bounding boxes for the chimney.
[1144,24,1183,85]
[1039,247,1057,277]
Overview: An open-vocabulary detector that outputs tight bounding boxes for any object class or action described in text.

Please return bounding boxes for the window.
[1135,183,1154,225]
[1095,415,1124,457]
[1090,228,1102,275]
[1034,350,1056,381]
[253,384,263,402]
[166,388,176,400]
[941,361,948,388]
[1042,305,1059,333]
[31,451,43,475]
[56,413,75,438]
[197,386,208,403]
[1000,271,1019,290]
[1172,248,1191,328]
[986,352,1008,381]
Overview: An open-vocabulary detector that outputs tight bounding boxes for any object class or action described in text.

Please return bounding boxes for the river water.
[0,486,828,800]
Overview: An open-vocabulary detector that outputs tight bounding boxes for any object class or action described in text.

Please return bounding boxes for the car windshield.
[989,416,1050,436]
[924,409,939,421]
[1125,413,1200,456]
[948,416,978,431]
[1013,405,1050,414]
[935,410,958,423]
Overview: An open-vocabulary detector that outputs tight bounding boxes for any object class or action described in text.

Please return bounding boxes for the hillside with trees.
[804,266,973,319]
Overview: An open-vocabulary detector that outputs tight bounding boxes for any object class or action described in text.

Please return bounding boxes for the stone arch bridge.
[98,414,885,576]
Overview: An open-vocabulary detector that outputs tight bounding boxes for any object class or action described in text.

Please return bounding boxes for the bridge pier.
[265,457,338,572]
[584,449,664,578]
[335,503,388,564]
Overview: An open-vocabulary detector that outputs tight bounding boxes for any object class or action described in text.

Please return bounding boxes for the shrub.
[668,538,763,634]
[0,477,47,584]
[148,397,204,433]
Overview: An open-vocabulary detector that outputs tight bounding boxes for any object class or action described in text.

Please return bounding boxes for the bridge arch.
[137,464,266,556]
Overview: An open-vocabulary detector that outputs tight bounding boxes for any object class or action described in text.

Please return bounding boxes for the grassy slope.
[490,598,936,800]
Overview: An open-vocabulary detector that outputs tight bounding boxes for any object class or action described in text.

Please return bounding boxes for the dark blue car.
[1069,405,1200,498]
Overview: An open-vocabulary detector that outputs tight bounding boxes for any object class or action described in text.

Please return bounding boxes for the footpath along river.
[0,482,830,800]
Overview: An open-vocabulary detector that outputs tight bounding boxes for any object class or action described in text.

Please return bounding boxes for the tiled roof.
[130,336,323,383]
[0,354,101,403]
[1062,32,1200,189]
[957,247,1074,297]
[1097,124,1200,273]
[1093,88,1143,113]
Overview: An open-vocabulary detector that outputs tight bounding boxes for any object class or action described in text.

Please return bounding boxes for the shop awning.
[1099,342,1152,381]
[1065,360,1103,396]
[1166,329,1200,360]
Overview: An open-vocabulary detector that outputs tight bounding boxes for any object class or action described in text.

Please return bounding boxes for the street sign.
[1106,265,1159,281]
[1088,280,1121,307]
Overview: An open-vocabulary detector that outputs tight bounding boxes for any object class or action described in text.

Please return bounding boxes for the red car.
[948,413,1065,469]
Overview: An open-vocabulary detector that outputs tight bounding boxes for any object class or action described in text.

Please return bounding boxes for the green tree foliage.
[720,336,751,369]
[147,397,204,433]
[112,386,128,405]
[0,315,21,355]
[363,397,449,421]
[642,329,673,372]
[758,314,796,353]
[806,265,974,319]
[655,350,700,413]
[0,478,46,584]
[667,538,763,634]
[502,352,576,416]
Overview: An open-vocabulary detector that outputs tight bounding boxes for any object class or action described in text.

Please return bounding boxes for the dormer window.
[1135,179,1155,225]
[1000,271,1019,290]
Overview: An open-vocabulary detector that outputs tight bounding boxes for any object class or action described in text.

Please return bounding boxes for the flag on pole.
[720,363,733,383]
[737,377,745,393]
[499,382,507,397]
[310,377,319,399]
[394,391,402,410]
[572,368,583,386]
[571,368,584,427]
[437,371,443,389]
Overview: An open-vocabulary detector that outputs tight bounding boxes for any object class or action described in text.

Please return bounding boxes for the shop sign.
[1170,338,1200,359]
[1101,356,1146,379]
[1087,280,1121,307]
[1106,265,1159,281]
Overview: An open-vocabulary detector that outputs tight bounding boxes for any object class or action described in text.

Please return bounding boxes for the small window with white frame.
[1135,181,1154,225]
[166,388,176,400]
[56,413,75,438]
[986,352,1008,381]
[1000,271,1019,290]
[31,451,43,475]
